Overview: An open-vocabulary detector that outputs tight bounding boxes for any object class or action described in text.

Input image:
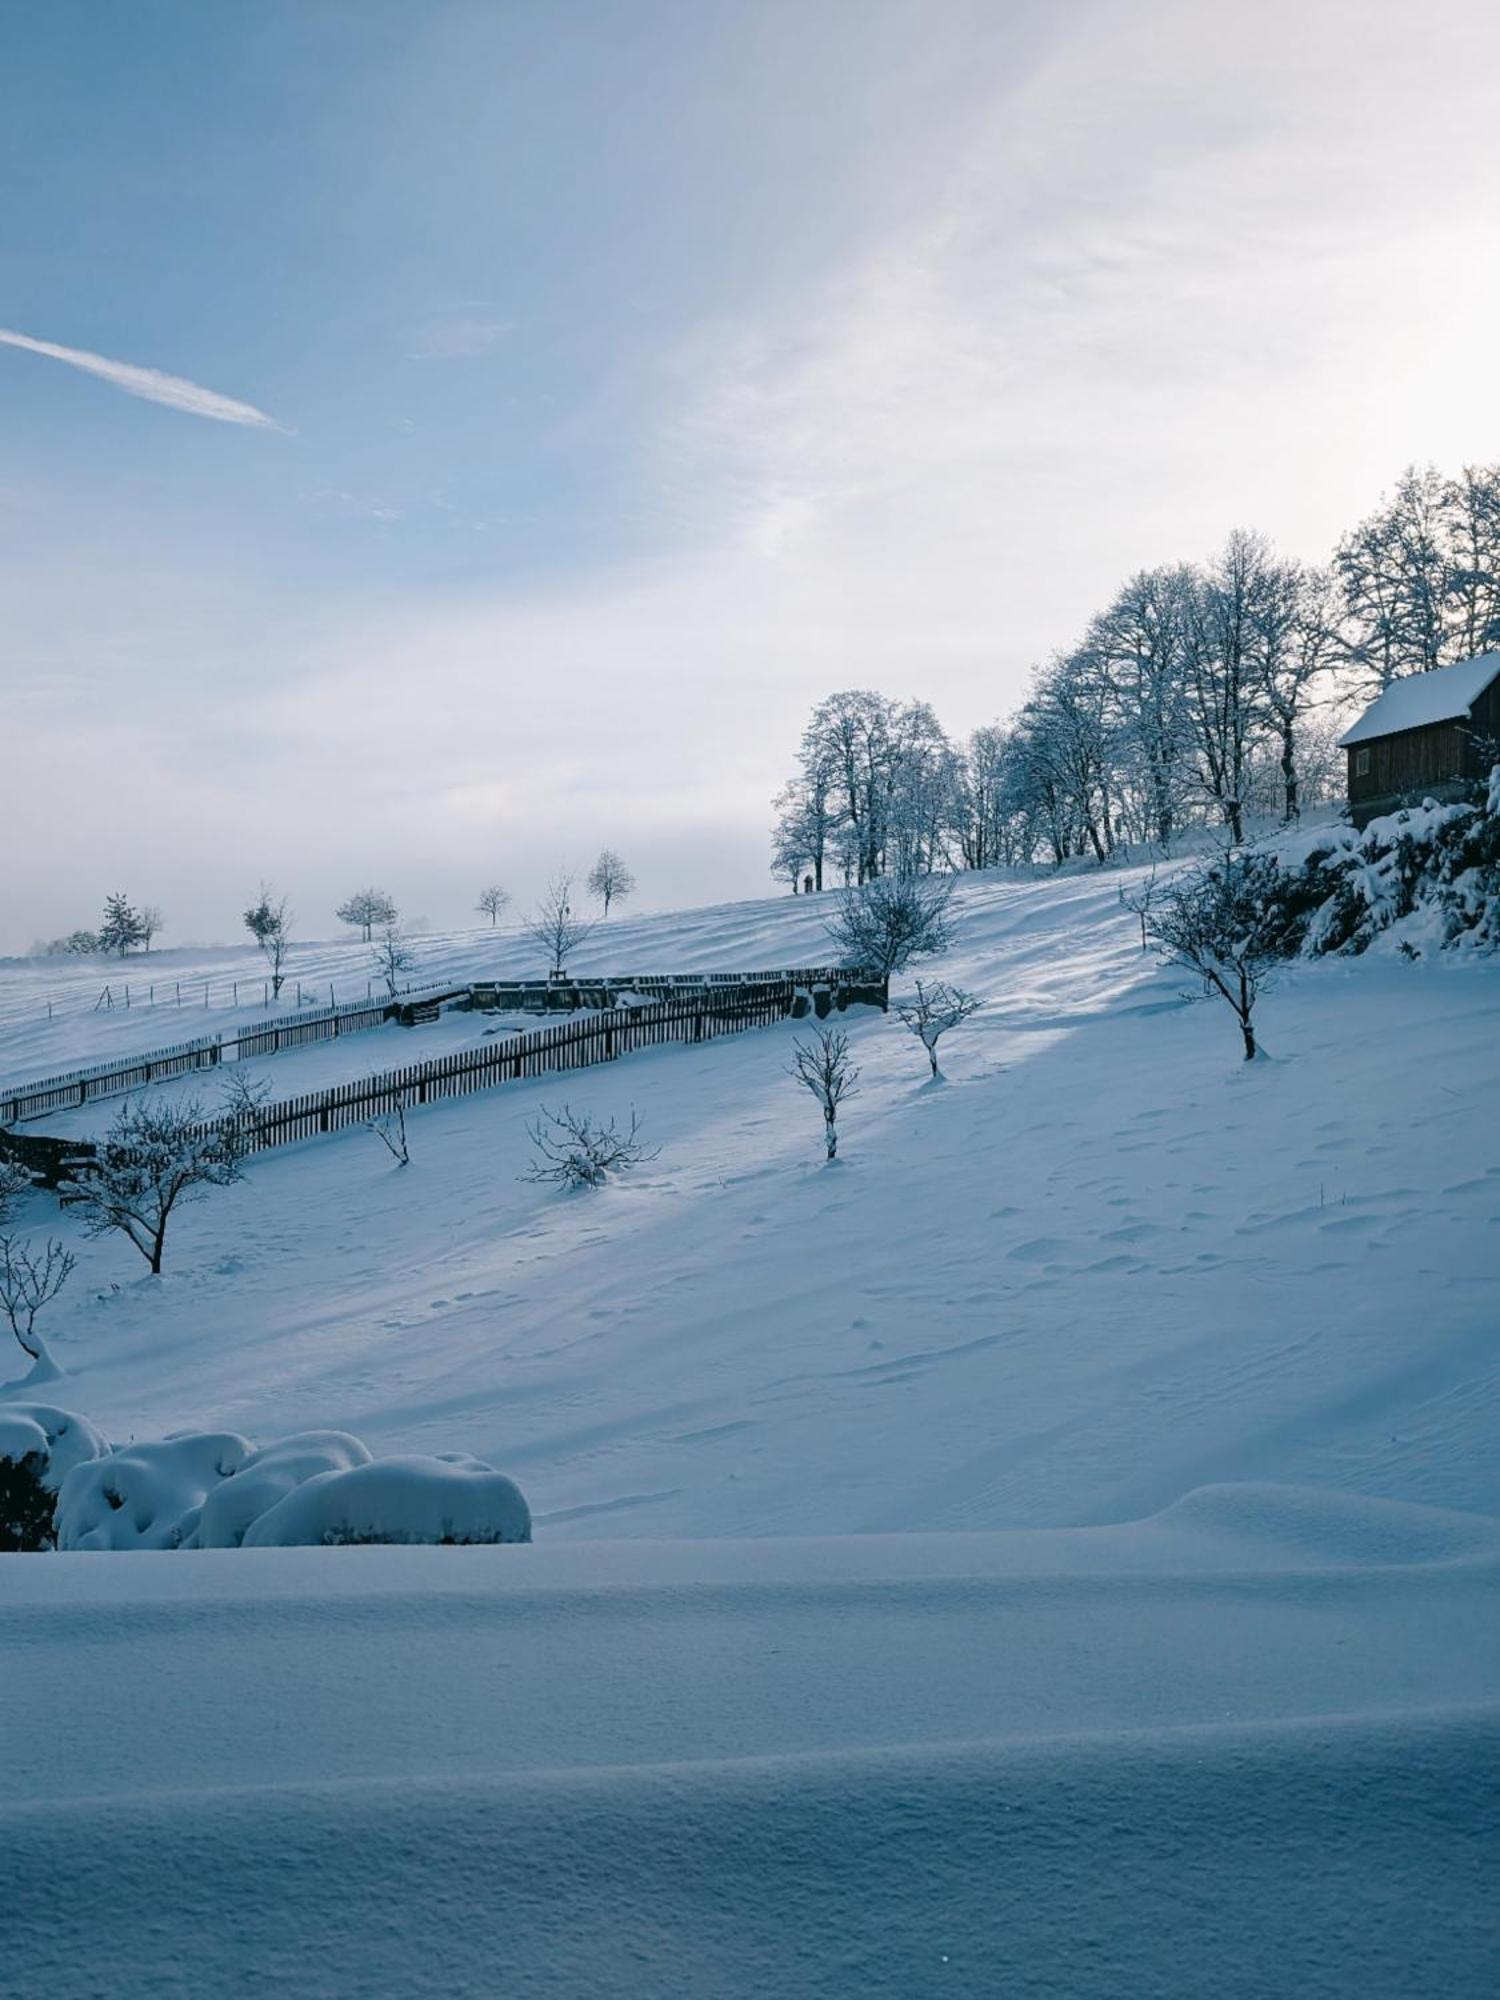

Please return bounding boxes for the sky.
[3,0,1499,951]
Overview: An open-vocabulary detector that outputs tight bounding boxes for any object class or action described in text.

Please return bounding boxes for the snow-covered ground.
[3,864,1497,1993]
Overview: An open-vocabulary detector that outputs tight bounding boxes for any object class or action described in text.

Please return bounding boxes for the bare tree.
[788,1026,860,1161]
[367,1097,411,1167]
[476,884,510,927]
[244,885,293,998]
[524,875,598,979]
[894,979,981,1079]
[138,905,165,952]
[1144,858,1281,1061]
[1119,867,1161,951]
[0,1236,75,1373]
[371,926,416,999]
[0,1155,34,1227]
[64,1096,245,1275]
[587,850,636,917]
[337,888,398,941]
[826,875,954,978]
[522,1104,657,1190]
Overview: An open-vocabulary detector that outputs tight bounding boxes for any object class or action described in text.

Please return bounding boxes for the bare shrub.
[368,1097,412,1167]
[522,1104,657,1190]
[0,1235,76,1371]
[1145,857,1281,1060]
[894,979,981,1079]
[826,875,954,978]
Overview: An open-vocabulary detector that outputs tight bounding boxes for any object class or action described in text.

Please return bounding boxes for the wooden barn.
[1340,651,1500,827]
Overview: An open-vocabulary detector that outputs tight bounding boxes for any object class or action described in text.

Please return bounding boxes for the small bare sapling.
[788,1026,860,1161]
[1145,857,1279,1061]
[371,926,416,999]
[63,1095,246,1275]
[523,1104,657,1190]
[367,1096,412,1167]
[0,1235,76,1371]
[894,979,981,1079]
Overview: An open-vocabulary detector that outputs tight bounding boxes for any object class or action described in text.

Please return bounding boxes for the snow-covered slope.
[3,865,1497,1994]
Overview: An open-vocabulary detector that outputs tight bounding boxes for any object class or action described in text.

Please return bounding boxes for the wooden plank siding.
[1346,677,1500,826]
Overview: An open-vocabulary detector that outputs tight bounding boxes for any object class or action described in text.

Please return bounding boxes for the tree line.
[773,461,1500,881]
[29,851,637,970]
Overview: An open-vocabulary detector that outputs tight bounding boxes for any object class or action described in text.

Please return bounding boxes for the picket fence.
[197,977,872,1161]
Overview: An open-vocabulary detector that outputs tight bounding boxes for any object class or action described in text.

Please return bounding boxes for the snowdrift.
[3,1487,1496,1997]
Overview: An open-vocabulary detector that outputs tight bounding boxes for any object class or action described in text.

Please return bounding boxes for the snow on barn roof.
[1339,651,1500,746]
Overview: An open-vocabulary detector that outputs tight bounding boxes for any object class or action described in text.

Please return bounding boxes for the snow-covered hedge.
[1234,769,1500,960]
[242,1453,531,1548]
[20,1415,533,1552]
[0,1404,112,1551]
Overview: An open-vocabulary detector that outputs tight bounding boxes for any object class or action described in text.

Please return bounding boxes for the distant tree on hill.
[371,926,416,999]
[337,889,397,941]
[476,884,510,927]
[893,979,981,1080]
[63,931,100,955]
[788,1026,860,1162]
[587,850,635,917]
[98,893,145,958]
[137,906,165,952]
[64,1096,246,1276]
[524,875,598,979]
[826,876,954,977]
[244,886,292,998]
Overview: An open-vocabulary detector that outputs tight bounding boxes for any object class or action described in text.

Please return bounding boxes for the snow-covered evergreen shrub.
[241,1454,532,1547]
[0,1405,111,1551]
[1201,768,1500,962]
[182,1431,373,1549]
[55,1431,253,1551]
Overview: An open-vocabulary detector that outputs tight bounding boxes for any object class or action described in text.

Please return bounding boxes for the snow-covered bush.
[55,1430,253,1551]
[241,1453,532,1547]
[30,1421,532,1553]
[182,1430,373,1549]
[0,1405,111,1551]
[1244,771,1500,960]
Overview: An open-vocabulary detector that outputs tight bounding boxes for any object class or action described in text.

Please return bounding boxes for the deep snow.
[3,863,1497,1993]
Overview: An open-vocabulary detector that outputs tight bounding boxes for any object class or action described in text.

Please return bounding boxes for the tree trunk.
[1239,1012,1257,1061]
[824,1114,837,1160]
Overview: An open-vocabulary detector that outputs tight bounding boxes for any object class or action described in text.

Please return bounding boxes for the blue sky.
[4,0,1499,949]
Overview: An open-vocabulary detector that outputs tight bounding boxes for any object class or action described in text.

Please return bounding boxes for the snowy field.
[3,864,1498,1993]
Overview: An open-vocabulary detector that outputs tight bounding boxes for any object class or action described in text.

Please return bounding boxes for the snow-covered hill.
[3,865,1497,1995]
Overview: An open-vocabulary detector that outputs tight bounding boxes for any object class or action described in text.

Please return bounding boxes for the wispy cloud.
[408,315,511,360]
[0,327,284,428]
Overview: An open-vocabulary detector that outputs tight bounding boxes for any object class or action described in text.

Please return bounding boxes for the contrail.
[0,326,283,429]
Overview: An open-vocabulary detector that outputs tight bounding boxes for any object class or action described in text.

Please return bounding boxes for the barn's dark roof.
[1339,652,1500,747]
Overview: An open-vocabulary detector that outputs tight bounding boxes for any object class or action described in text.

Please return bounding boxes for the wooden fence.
[193,975,882,1162]
[1,966,873,1130]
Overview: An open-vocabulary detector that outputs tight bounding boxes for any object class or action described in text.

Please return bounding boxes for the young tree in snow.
[371,926,416,999]
[788,1026,860,1162]
[476,884,510,927]
[367,1096,411,1168]
[337,888,398,941]
[588,850,636,917]
[98,893,145,958]
[64,1096,246,1276]
[524,875,598,979]
[826,874,955,978]
[522,1104,656,1190]
[0,1236,75,1373]
[137,905,165,952]
[244,886,292,998]
[1145,858,1280,1061]
[894,979,981,1080]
